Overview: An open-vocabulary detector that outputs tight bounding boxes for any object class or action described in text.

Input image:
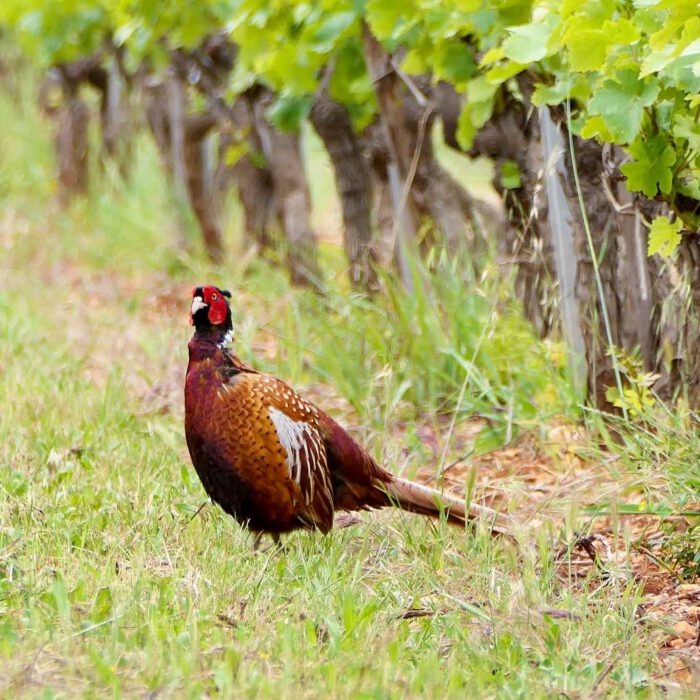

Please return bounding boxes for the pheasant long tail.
[384,477,512,536]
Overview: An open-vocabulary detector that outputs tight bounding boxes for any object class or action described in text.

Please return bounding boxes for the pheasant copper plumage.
[184,285,510,547]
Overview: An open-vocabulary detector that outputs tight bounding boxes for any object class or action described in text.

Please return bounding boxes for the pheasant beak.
[190,295,207,325]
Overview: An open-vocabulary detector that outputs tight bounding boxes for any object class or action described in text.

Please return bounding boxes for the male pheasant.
[184,285,510,546]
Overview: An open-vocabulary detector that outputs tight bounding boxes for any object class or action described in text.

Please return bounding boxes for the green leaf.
[248,149,268,170]
[561,14,641,72]
[655,99,676,131]
[456,104,477,150]
[664,55,700,94]
[502,22,554,63]
[672,113,700,149]
[455,77,497,150]
[588,70,659,143]
[620,134,676,197]
[677,170,700,199]
[456,94,495,151]
[532,83,563,107]
[485,61,526,84]
[580,115,615,141]
[434,43,477,86]
[604,18,641,45]
[500,160,521,189]
[224,141,250,168]
[647,216,683,257]
[640,45,676,77]
[648,0,700,51]
[531,73,592,107]
[567,29,608,72]
[366,0,416,41]
[265,94,312,132]
[480,47,504,65]
[466,75,498,103]
[402,47,428,74]
[311,11,356,52]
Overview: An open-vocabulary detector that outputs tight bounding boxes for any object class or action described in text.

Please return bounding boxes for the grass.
[0,71,696,697]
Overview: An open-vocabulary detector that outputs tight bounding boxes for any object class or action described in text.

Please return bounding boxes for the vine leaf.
[502,21,554,63]
[672,113,700,150]
[588,70,659,144]
[456,77,498,150]
[620,134,676,197]
[580,115,615,141]
[647,216,683,257]
[265,95,312,132]
[566,29,608,72]
[311,11,357,52]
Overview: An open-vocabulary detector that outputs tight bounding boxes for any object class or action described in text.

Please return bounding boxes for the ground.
[0,85,699,697]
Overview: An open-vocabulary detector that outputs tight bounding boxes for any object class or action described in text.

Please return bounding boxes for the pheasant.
[184,285,510,547]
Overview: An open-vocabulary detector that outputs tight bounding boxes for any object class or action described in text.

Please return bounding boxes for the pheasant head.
[189,285,233,342]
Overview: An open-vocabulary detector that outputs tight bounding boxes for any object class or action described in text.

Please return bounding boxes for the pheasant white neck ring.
[218,329,233,347]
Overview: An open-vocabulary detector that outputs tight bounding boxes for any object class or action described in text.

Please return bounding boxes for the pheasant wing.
[247,373,335,532]
[317,410,392,511]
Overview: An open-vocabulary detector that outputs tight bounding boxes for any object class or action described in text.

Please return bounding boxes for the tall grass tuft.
[251,253,578,454]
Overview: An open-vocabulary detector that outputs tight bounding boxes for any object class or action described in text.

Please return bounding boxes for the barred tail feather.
[384,476,511,536]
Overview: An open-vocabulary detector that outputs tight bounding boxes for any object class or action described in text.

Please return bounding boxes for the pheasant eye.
[211,293,218,301]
